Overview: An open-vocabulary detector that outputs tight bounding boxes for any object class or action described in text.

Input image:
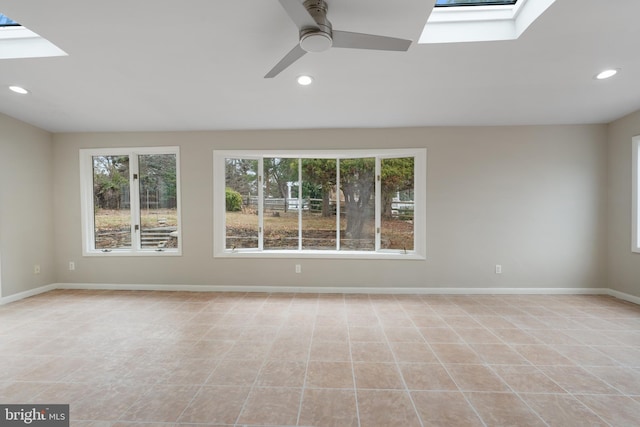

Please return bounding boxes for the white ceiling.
[0,0,639,133]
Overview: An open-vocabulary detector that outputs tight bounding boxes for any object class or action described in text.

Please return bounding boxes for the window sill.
[83,250,182,257]
[214,249,425,260]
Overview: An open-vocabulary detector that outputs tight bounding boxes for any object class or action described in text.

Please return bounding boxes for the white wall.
[52,125,607,290]
[607,109,640,298]
[0,113,54,297]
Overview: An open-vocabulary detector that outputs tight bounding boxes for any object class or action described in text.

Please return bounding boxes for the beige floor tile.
[540,366,620,394]
[473,315,517,329]
[348,326,386,342]
[410,315,449,328]
[526,329,582,345]
[182,339,234,359]
[237,325,280,342]
[357,389,421,427]
[576,394,640,426]
[455,328,502,344]
[389,341,438,363]
[419,327,464,343]
[177,386,250,424]
[492,365,565,393]
[412,391,484,426]
[162,358,219,385]
[446,364,510,392]
[237,387,302,426]
[491,328,541,345]
[383,327,424,342]
[589,366,640,394]
[354,362,405,389]
[470,343,530,365]
[593,345,640,367]
[0,381,50,403]
[299,388,358,427]
[466,392,546,427]
[223,340,273,360]
[206,359,262,386]
[350,342,395,362]
[399,363,458,391]
[513,344,576,366]
[430,343,483,364]
[442,316,482,329]
[268,338,311,361]
[309,339,351,361]
[71,383,157,421]
[313,325,349,342]
[2,291,639,427]
[306,361,354,388]
[552,344,619,366]
[255,360,306,387]
[521,393,608,427]
[119,384,200,423]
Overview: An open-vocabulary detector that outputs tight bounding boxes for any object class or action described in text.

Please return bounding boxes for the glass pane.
[0,14,19,27]
[340,158,375,251]
[225,158,259,249]
[139,154,179,249]
[263,158,299,250]
[92,155,131,249]
[301,159,337,250]
[435,0,517,6]
[381,157,415,251]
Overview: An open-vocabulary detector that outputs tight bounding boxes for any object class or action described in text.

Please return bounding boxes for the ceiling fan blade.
[332,30,412,51]
[265,44,307,78]
[278,0,318,30]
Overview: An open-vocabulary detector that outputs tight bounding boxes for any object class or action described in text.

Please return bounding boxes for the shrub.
[225,188,243,212]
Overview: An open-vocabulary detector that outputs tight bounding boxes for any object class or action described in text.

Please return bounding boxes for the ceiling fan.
[265,0,412,78]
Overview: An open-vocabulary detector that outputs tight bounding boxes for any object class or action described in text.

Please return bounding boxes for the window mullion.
[336,159,340,251]
[375,157,381,252]
[298,158,302,251]
[130,153,141,252]
[258,158,264,251]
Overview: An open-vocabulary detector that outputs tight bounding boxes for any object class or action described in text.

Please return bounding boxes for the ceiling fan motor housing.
[300,0,333,52]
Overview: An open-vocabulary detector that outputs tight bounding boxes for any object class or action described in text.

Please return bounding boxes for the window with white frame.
[80,147,181,256]
[633,135,640,253]
[213,149,426,259]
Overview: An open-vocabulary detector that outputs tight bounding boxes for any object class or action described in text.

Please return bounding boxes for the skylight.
[435,0,517,7]
[421,0,556,44]
[0,13,19,26]
[0,12,67,59]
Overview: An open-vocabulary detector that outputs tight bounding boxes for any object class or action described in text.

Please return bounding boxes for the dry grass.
[95,209,178,230]
[226,211,414,250]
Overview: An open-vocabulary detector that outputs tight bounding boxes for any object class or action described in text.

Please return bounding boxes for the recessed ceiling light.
[9,85,29,94]
[595,69,619,80]
[297,75,313,86]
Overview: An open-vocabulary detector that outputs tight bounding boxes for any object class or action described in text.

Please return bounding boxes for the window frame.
[633,136,640,253]
[80,146,182,257]
[213,149,426,260]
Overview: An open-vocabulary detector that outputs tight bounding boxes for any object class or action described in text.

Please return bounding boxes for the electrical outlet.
[69,261,75,271]
[33,264,41,275]
[495,264,502,274]
[295,264,301,274]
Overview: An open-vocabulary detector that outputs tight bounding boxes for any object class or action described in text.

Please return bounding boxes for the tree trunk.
[342,183,373,240]
[322,187,331,217]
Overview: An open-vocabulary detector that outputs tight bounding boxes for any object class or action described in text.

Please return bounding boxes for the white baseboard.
[0,283,58,306]
[606,288,640,305]
[1,282,636,305]
[54,282,610,296]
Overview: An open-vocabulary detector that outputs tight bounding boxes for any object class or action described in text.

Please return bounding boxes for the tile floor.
[1,290,640,426]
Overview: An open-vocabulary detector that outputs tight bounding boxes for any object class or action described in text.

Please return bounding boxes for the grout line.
[295,296,319,426]
[400,298,489,427]
[373,295,425,427]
